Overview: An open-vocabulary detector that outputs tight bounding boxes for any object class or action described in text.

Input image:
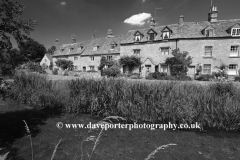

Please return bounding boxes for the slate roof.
[45,54,52,61]
[81,34,127,56]
[121,19,240,44]
[53,40,90,57]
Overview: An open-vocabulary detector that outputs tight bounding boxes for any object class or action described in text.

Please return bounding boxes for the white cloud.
[124,13,152,26]
[60,1,66,6]
[142,0,146,2]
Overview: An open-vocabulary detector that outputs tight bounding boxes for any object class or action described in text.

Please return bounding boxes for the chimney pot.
[107,29,113,38]
[179,15,184,25]
[150,18,155,28]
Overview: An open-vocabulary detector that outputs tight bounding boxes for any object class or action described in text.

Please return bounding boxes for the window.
[149,33,155,41]
[203,64,211,74]
[228,64,238,75]
[61,49,64,52]
[161,47,169,55]
[70,47,74,51]
[230,46,239,57]
[90,56,94,61]
[110,44,116,50]
[93,46,98,51]
[135,35,141,42]
[133,49,140,57]
[45,59,47,62]
[89,66,95,70]
[107,55,112,61]
[231,28,240,36]
[162,32,170,39]
[161,65,168,73]
[204,46,213,57]
[83,66,86,72]
[74,56,78,61]
[74,66,78,70]
[206,29,214,37]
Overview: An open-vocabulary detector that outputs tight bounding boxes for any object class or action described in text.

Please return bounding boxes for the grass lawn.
[0,99,240,160]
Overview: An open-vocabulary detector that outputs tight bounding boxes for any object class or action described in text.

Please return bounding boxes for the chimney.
[179,15,184,25]
[149,18,155,28]
[55,39,59,50]
[92,31,95,40]
[72,37,76,43]
[107,29,113,38]
[208,5,218,23]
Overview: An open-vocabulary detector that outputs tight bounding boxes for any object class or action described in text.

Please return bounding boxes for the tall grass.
[10,73,240,130]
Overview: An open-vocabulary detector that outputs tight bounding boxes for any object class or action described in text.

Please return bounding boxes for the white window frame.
[74,56,78,61]
[133,49,140,57]
[107,55,112,61]
[90,56,94,61]
[204,46,213,57]
[89,66,95,70]
[203,64,211,75]
[206,29,214,37]
[161,65,168,73]
[228,64,238,75]
[110,44,115,50]
[93,46,98,51]
[161,47,170,55]
[135,35,141,42]
[231,28,240,36]
[230,46,239,57]
[162,32,170,39]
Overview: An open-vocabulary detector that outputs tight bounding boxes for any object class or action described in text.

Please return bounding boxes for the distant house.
[40,54,52,67]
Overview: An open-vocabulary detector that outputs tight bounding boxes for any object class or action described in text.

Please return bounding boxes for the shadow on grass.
[0,99,63,160]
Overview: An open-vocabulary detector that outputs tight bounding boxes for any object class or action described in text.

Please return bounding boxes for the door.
[188,66,195,77]
[145,65,151,77]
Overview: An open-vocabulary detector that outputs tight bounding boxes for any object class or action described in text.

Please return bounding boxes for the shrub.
[63,70,68,76]
[49,62,53,70]
[234,76,240,82]
[55,59,73,70]
[195,74,214,81]
[145,74,154,80]
[130,74,141,79]
[87,69,97,72]
[52,68,58,75]
[102,66,121,77]
[150,72,167,79]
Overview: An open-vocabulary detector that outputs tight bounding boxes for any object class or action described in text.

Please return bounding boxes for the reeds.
[10,73,240,130]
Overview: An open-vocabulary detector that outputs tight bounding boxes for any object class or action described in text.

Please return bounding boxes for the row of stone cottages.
[41,5,240,78]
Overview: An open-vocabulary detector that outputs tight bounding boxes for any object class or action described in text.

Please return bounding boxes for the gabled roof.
[204,25,215,30]
[45,54,52,61]
[134,30,144,36]
[81,34,127,56]
[121,19,240,44]
[53,40,90,57]
[161,26,173,33]
[231,23,240,28]
[146,28,157,35]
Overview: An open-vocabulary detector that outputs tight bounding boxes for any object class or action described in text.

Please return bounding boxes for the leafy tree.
[19,39,46,62]
[119,55,141,73]
[165,49,192,76]
[47,46,56,55]
[102,66,121,77]
[55,59,73,70]
[49,62,53,70]
[98,56,118,71]
[0,0,35,75]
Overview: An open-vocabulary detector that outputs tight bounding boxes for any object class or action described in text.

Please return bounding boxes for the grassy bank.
[8,72,240,131]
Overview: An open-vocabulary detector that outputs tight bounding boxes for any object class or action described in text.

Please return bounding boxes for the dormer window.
[161,26,172,40]
[203,26,215,37]
[134,31,143,42]
[78,46,83,50]
[135,35,141,42]
[61,49,64,52]
[231,28,240,36]
[110,42,117,50]
[147,28,157,41]
[93,44,99,51]
[70,47,74,51]
[149,33,155,41]
[162,32,170,39]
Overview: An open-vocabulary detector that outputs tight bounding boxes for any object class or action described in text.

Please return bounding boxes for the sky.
[12,0,240,49]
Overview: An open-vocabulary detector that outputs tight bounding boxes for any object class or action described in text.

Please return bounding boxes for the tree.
[165,49,192,76]
[55,59,73,70]
[119,55,142,73]
[47,46,56,55]
[0,0,35,75]
[19,39,46,62]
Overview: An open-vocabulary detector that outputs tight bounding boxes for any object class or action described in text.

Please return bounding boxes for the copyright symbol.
[56,122,63,129]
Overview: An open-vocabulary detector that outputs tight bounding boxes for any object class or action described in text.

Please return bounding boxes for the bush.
[63,70,68,76]
[102,66,121,77]
[52,68,58,75]
[87,69,97,72]
[234,76,240,82]
[145,74,154,80]
[195,74,214,81]
[150,72,167,79]
[130,73,141,79]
